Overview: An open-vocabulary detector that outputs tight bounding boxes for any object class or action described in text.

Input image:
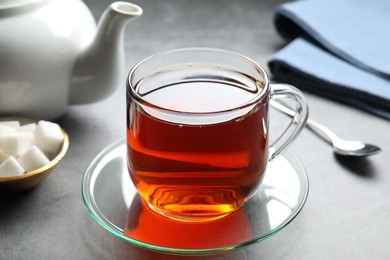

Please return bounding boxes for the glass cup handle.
[268,84,309,161]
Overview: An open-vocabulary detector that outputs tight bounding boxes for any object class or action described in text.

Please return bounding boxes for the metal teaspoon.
[271,101,381,157]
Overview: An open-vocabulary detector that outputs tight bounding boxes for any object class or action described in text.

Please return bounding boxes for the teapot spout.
[70,2,142,104]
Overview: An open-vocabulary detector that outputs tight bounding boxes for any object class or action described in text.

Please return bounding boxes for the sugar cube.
[0,125,17,147]
[34,121,64,154]
[0,149,9,164]
[18,146,50,172]
[0,121,20,128]
[0,124,16,133]
[0,156,25,177]
[2,132,34,157]
[18,123,37,133]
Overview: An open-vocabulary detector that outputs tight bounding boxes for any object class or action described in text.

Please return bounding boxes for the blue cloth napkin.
[268,0,390,119]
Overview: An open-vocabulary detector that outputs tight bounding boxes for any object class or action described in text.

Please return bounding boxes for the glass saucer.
[82,139,309,255]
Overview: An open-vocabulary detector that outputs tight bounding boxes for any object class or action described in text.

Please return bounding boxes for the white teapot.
[0,0,142,120]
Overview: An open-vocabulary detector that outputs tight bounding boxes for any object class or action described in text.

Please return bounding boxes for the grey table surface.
[1,0,390,259]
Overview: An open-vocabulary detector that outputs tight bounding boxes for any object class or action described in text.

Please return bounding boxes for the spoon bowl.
[330,137,381,157]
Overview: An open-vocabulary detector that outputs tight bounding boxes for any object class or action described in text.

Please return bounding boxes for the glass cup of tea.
[126,48,308,222]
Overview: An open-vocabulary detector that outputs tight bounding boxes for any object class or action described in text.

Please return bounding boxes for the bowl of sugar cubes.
[0,118,69,192]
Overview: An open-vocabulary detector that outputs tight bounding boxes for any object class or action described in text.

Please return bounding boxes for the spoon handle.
[270,100,338,144]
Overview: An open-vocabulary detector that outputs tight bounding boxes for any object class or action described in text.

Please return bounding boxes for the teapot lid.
[2,0,33,4]
[0,0,50,14]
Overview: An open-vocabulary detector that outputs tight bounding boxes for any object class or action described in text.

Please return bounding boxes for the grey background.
[1,0,390,259]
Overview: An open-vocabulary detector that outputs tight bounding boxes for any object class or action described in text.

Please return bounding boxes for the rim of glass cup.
[127,47,270,114]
